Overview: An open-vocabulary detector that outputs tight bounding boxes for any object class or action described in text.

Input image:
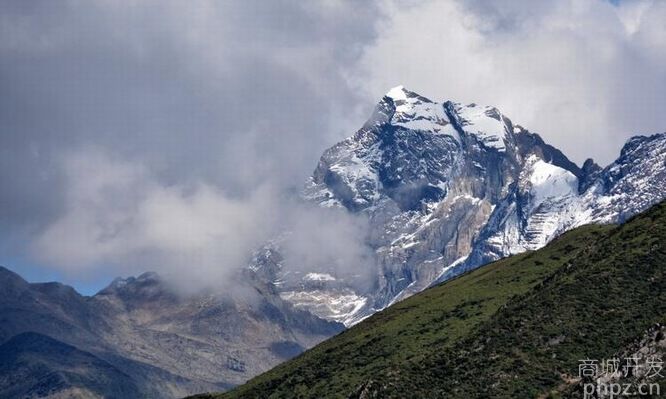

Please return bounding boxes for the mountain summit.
[289,87,666,324]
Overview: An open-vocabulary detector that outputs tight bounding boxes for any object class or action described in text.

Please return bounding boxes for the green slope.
[197,201,666,399]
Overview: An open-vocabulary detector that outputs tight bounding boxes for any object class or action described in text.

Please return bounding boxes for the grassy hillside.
[196,201,666,399]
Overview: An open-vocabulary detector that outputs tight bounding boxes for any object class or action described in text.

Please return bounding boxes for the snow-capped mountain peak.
[382,85,453,135]
[380,86,513,151]
[385,85,409,100]
[271,87,666,326]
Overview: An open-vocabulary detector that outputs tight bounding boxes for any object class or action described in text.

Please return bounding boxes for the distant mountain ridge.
[0,266,341,398]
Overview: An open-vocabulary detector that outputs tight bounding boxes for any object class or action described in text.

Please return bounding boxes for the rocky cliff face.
[272,86,666,324]
[461,132,666,278]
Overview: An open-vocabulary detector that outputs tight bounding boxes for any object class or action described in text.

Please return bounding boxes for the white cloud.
[33,149,279,288]
[1,1,381,289]
[351,0,666,164]
[281,205,373,288]
[32,149,374,291]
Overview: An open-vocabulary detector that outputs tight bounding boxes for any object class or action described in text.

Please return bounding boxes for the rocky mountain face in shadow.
[0,332,142,399]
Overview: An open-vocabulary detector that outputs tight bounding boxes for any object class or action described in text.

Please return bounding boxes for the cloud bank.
[0,0,664,291]
[0,0,381,289]
[32,150,278,285]
[32,149,372,292]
